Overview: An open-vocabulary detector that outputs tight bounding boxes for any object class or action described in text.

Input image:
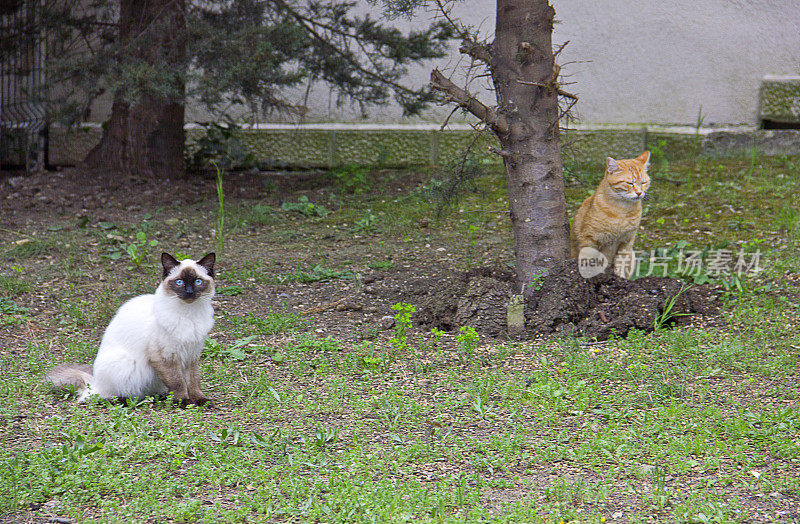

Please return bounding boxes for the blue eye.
[194,278,203,286]
[175,279,183,286]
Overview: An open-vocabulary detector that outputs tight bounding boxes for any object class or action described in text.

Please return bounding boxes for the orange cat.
[570,151,651,278]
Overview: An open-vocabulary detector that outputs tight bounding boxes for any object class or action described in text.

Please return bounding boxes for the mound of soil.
[415,260,719,340]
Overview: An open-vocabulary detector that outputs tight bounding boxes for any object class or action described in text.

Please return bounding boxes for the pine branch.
[273,0,422,99]
[430,68,509,135]
[459,39,492,65]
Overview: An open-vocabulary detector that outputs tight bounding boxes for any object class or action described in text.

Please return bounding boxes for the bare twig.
[440,105,460,131]
[430,69,509,135]
[553,40,569,58]
[488,146,511,157]
[516,79,579,101]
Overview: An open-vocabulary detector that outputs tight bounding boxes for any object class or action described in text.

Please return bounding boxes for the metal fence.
[0,0,48,171]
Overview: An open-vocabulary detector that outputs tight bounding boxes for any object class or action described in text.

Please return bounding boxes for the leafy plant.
[281,195,330,218]
[456,326,480,364]
[205,335,266,360]
[188,121,254,171]
[355,209,378,232]
[125,230,159,267]
[389,302,415,354]
[332,164,371,194]
[208,426,244,448]
[309,426,338,450]
[0,297,30,325]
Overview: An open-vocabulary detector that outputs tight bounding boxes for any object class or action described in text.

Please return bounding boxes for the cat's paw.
[189,395,214,408]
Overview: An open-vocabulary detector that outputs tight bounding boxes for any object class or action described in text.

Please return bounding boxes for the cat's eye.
[194,278,203,286]
[175,279,184,286]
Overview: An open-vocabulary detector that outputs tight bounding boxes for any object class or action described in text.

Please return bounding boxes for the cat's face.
[605,151,651,201]
[161,252,216,303]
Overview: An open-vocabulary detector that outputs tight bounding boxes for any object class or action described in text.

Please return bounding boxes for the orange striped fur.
[570,151,651,278]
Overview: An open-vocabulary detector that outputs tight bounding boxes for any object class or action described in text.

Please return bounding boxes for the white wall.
[250,0,800,126]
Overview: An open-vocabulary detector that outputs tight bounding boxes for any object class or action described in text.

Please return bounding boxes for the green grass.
[0,238,61,260]
[1,154,800,522]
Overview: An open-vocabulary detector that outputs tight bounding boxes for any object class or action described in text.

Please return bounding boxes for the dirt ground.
[1,167,720,342]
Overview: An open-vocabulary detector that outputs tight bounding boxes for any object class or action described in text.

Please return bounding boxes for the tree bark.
[492,0,570,290]
[83,0,186,178]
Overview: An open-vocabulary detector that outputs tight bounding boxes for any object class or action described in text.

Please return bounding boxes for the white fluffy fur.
[75,258,214,401]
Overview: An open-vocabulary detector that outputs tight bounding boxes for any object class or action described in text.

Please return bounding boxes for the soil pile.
[415,260,718,340]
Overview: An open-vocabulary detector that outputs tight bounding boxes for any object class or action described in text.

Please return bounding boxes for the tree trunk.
[492,0,570,290]
[83,0,186,178]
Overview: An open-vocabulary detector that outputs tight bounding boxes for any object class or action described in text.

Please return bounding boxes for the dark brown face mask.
[160,252,216,302]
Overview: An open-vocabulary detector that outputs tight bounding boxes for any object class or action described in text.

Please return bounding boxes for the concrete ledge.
[47,123,799,169]
[759,75,800,126]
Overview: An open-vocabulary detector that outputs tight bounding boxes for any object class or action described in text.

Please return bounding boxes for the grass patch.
[1,239,60,260]
[0,274,31,297]
[2,154,800,522]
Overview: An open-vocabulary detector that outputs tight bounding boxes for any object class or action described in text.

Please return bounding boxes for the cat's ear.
[197,253,216,278]
[606,157,620,175]
[161,253,180,278]
[636,151,651,168]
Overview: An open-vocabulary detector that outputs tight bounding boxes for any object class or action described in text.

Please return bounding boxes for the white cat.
[47,253,216,405]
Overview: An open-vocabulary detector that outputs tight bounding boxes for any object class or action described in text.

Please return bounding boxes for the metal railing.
[0,0,48,171]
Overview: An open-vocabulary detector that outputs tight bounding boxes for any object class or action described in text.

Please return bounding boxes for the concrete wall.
[224,0,799,126]
[79,1,800,127]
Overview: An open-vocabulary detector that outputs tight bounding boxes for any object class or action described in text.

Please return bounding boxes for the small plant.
[331,164,371,194]
[0,297,30,325]
[527,269,546,292]
[205,335,266,360]
[649,139,669,173]
[125,230,159,267]
[426,327,446,355]
[654,283,692,330]
[213,161,225,258]
[280,195,330,218]
[456,326,480,364]
[354,209,378,232]
[389,302,415,354]
[310,426,338,450]
[208,426,244,448]
[471,395,496,420]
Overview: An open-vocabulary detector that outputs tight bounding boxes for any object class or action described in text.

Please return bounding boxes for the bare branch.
[488,146,511,157]
[440,105,460,131]
[516,79,579,101]
[430,68,509,135]
[553,40,569,58]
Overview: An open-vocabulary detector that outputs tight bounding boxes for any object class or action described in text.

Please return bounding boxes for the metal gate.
[0,0,48,171]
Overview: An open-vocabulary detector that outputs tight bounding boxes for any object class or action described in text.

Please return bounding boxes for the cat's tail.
[45,363,93,398]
